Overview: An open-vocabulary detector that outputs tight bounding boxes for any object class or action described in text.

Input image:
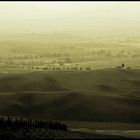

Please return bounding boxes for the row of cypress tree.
[0,116,67,130]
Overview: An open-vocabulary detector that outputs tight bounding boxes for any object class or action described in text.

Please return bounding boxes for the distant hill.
[0,68,140,123]
[0,33,134,56]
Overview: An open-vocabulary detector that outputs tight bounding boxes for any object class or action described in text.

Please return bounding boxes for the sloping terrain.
[0,127,128,139]
[0,68,140,123]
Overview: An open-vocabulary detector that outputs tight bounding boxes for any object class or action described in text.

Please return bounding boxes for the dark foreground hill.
[0,68,140,123]
[0,127,129,139]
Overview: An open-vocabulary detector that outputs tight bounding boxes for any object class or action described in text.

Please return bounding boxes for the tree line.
[41,66,91,71]
[0,116,67,131]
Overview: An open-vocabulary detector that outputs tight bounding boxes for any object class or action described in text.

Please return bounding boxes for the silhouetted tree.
[0,116,67,130]
[122,63,125,68]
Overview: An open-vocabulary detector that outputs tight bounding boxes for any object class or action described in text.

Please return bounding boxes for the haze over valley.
[0,2,140,139]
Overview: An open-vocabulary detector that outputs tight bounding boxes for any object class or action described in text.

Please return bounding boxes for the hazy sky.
[0,2,140,36]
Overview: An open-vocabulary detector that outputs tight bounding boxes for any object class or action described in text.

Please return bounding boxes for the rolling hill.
[0,68,140,123]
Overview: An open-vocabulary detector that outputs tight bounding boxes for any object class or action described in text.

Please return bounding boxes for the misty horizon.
[0,2,140,38]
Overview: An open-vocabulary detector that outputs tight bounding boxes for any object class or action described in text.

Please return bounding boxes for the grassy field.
[0,68,140,122]
[0,68,140,138]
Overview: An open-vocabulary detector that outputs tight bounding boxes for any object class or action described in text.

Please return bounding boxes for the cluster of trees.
[42,66,91,71]
[116,63,131,69]
[0,116,67,131]
[13,53,70,60]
